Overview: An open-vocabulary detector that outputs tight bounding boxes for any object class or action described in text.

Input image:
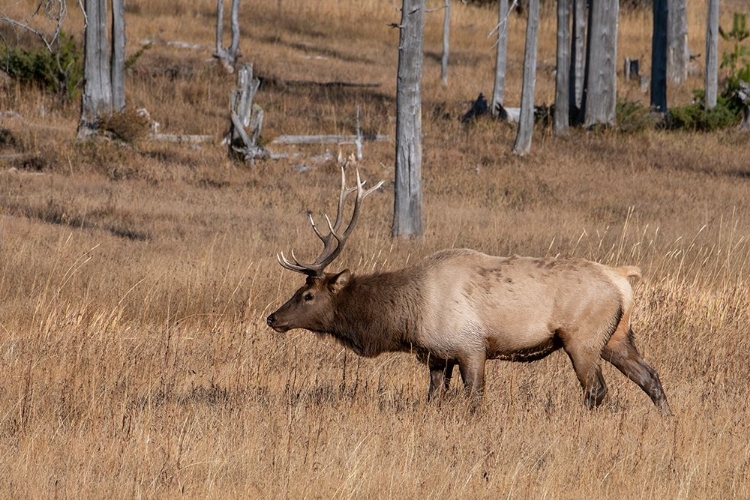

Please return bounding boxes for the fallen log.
[271,134,389,145]
[148,133,214,144]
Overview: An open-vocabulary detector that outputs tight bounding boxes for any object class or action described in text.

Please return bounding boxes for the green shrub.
[0,32,83,101]
[667,92,740,131]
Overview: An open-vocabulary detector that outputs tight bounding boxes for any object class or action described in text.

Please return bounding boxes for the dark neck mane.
[326,270,423,358]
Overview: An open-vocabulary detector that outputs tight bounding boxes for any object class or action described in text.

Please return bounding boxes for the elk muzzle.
[266,313,289,333]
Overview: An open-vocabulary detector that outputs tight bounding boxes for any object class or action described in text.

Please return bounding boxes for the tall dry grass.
[1,0,749,498]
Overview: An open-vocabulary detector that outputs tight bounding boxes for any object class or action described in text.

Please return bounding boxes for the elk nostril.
[266,314,275,327]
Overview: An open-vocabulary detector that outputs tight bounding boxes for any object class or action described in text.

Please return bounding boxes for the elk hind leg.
[602,327,672,415]
[427,358,457,401]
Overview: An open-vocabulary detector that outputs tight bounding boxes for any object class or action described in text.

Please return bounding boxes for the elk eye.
[303,292,314,302]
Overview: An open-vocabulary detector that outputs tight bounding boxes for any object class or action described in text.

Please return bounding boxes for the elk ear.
[329,269,351,294]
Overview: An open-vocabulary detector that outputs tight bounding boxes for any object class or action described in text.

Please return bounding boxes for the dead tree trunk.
[78,0,112,138]
[705,0,719,109]
[667,0,688,85]
[215,0,241,69]
[512,0,540,155]
[651,0,668,112]
[555,0,571,135]
[393,0,424,238]
[111,0,125,111]
[216,0,224,56]
[584,0,618,127]
[441,0,450,86]
[491,0,510,116]
[228,63,266,161]
[570,0,586,123]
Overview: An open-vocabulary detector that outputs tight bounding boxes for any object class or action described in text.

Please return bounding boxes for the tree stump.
[228,64,268,162]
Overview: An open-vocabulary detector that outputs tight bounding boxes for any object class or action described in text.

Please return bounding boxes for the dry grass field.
[1,0,749,498]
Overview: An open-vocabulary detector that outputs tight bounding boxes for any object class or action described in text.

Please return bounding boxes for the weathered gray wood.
[149,134,214,144]
[740,107,750,131]
[229,0,240,61]
[651,0,668,112]
[393,0,424,238]
[111,0,125,111]
[555,0,571,135]
[272,135,390,145]
[228,64,267,160]
[570,0,586,118]
[737,81,750,131]
[667,0,688,85]
[491,0,509,116]
[215,0,241,68]
[78,0,112,138]
[705,0,719,109]
[215,0,224,56]
[441,0,450,86]
[512,0,540,155]
[624,57,640,80]
[584,0,619,127]
[496,106,520,123]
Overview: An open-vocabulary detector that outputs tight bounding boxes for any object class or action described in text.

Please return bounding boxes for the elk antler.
[278,166,384,277]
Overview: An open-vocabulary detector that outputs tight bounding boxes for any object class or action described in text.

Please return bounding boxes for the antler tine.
[308,212,326,242]
[356,168,385,200]
[339,168,385,240]
[277,251,312,274]
[309,166,356,243]
[277,165,384,277]
[333,181,358,235]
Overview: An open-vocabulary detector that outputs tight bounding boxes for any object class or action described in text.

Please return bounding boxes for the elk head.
[266,166,383,333]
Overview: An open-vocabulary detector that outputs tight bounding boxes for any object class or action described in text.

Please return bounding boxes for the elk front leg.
[427,358,457,401]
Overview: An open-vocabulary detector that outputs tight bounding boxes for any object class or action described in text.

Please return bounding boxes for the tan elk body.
[267,168,671,414]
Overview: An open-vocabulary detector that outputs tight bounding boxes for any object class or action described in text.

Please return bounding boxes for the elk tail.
[618,266,642,283]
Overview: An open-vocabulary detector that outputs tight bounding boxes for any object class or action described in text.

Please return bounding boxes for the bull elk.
[267,167,672,415]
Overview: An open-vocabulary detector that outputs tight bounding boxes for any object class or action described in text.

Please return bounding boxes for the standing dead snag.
[227,63,267,161]
[490,0,510,117]
[512,0,540,155]
[267,168,672,415]
[215,0,241,70]
[705,0,719,110]
[77,0,127,139]
[393,0,425,238]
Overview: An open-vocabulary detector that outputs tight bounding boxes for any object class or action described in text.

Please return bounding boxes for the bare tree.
[584,0,618,127]
[491,0,510,116]
[393,0,425,238]
[555,0,571,135]
[705,0,719,109]
[569,0,586,122]
[651,0,668,112]
[441,0,450,86]
[78,0,126,138]
[111,0,125,110]
[215,0,241,69]
[667,0,688,85]
[512,0,540,155]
